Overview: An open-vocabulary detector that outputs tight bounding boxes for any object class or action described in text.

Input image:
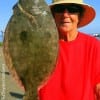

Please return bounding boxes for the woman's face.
[52,4,82,34]
[54,10,79,34]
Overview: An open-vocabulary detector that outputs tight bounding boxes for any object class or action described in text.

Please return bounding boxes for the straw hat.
[49,0,96,28]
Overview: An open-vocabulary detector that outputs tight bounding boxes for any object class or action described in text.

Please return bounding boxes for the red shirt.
[39,32,100,100]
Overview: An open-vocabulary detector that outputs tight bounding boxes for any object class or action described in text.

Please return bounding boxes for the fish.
[3,0,58,100]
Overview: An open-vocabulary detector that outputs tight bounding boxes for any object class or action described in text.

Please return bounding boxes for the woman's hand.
[95,83,100,100]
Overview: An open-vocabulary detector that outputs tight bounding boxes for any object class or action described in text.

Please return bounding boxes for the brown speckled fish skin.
[3,0,58,100]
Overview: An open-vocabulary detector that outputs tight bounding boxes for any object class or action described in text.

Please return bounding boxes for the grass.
[0,42,3,46]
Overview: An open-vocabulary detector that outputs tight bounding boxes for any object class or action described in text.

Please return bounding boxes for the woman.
[38,0,100,100]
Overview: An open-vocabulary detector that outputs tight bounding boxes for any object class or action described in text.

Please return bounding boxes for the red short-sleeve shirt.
[38,32,100,100]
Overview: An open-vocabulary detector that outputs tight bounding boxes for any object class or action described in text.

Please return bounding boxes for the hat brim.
[49,2,96,28]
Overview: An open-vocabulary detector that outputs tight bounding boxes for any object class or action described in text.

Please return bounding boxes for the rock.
[3,0,58,100]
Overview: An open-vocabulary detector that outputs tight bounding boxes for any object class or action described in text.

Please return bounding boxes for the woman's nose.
[62,10,70,17]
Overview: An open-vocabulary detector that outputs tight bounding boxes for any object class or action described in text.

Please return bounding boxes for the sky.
[0,0,100,36]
